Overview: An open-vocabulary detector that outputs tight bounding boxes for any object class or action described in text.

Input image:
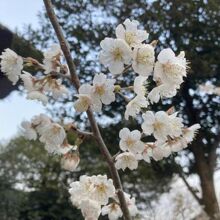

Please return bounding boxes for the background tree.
[0,131,172,219]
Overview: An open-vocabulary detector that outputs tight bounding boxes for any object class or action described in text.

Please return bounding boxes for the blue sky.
[0,0,45,141]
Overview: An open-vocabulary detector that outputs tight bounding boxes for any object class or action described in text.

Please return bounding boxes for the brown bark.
[192,143,220,219]
[182,81,220,219]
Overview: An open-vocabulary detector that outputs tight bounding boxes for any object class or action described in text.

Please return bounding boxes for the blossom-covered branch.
[0,1,201,219]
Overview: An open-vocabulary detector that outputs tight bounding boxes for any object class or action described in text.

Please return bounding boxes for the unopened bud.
[114,85,121,93]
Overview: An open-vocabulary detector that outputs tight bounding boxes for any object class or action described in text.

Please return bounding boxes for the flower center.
[81,96,91,107]
[95,85,105,96]
[95,183,107,194]
[153,121,163,131]
[112,47,123,61]
[125,32,136,45]
[52,125,61,134]
[125,138,135,147]
[162,62,184,78]
[137,51,152,65]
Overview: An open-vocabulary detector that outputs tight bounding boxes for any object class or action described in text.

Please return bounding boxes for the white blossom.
[31,114,51,135]
[124,193,139,217]
[43,44,62,74]
[141,111,171,141]
[69,178,90,208]
[116,18,149,47]
[125,95,148,120]
[133,75,148,96]
[90,175,115,205]
[132,44,155,76]
[74,84,93,112]
[44,79,68,99]
[21,121,37,140]
[169,112,184,138]
[147,83,178,104]
[20,71,35,91]
[80,199,101,220]
[152,142,172,160]
[61,152,80,171]
[91,73,115,106]
[124,76,149,119]
[69,175,116,219]
[115,152,138,171]
[100,38,132,74]
[0,48,23,85]
[102,203,123,220]
[119,128,144,154]
[154,48,187,85]
[182,124,201,143]
[39,123,66,153]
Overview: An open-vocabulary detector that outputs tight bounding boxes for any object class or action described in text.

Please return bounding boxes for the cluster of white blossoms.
[94,18,200,171]
[21,114,79,171]
[0,45,68,105]
[116,111,200,170]
[69,175,138,220]
[0,18,202,220]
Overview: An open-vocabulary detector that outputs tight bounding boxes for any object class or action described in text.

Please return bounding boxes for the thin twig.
[177,166,202,205]
[43,0,131,219]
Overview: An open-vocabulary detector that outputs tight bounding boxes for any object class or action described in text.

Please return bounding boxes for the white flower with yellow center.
[154,48,187,85]
[119,128,144,154]
[116,18,149,47]
[39,123,66,153]
[141,111,171,141]
[102,203,123,220]
[69,176,94,208]
[74,84,93,112]
[115,152,138,171]
[132,44,155,76]
[99,38,132,74]
[91,73,116,107]
[0,48,23,85]
[90,175,115,205]
[169,112,184,138]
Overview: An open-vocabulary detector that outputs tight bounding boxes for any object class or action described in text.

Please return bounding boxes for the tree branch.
[178,171,202,205]
[43,0,131,219]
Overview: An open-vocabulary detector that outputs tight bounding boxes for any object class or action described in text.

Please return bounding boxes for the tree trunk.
[181,81,220,219]
[193,146,220,219]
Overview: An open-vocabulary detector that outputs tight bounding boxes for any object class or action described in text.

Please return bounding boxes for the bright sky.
[0,1,45,141]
